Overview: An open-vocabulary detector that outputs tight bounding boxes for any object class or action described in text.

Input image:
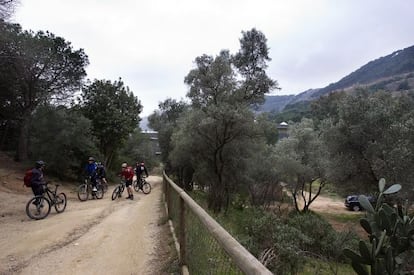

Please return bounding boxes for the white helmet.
[121,162,127,168]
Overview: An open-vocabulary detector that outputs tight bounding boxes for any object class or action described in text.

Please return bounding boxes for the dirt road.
[0,175,167,275]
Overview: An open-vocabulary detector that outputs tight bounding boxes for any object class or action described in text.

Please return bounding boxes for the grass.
[300,257,355,275]
[321,212,363,223]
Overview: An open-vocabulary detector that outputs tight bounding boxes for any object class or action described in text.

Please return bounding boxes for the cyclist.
[96,161,108,186]
[120,162,134,200]
[135,161,149,181]
[31,160,46,200]
[84,156,98,192]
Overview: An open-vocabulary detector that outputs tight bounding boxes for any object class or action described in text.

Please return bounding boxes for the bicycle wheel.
[95,185,104,199]
[142,182,152,194]
[111,186,120,200]
[77,184,89,201]
[133,180,140,192]
[54,193,67,213]
[26,196,51,220]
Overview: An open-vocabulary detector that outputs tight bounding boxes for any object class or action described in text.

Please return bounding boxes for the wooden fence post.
[179,197,187,266]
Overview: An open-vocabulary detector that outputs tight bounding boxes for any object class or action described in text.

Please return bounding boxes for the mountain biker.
[31,160,46,205]
[120,162,134,200]
[135,161,149,180]
[96,161,107,186]
[84,156,98,192]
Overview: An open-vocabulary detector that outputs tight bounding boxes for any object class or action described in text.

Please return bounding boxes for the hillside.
[260,44,414,114]
[258,95,295,113]
[312,45,414,98]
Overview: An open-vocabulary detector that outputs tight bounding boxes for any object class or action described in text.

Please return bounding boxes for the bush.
[222,208,310,274]
[288,212,358,262]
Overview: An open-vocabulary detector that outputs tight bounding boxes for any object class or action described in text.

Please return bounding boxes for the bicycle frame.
[111,179,127,200]
[42,184,59,205]
[119,180,126,192]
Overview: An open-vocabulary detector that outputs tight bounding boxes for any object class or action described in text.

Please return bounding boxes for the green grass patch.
[321,212,363,223]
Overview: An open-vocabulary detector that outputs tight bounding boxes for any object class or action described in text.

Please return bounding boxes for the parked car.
[344,195,376,211]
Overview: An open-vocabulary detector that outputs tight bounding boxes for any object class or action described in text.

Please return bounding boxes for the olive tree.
[171,28,278,212]
[272,118,328,212]
[317,90,414,196]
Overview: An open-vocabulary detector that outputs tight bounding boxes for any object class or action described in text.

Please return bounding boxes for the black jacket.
[135,164,148,177]
[31,168,44,187]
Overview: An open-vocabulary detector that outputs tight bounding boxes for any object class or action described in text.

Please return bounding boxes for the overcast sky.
[13,0,414,116]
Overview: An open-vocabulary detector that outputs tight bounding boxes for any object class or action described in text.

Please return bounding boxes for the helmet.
[35,160,45,168]
[88,157,95,161]
[121,162,127,168]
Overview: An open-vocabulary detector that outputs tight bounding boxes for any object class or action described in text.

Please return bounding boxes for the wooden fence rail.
[163,171,273,275]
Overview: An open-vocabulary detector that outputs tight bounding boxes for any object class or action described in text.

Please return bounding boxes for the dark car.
[345,195,376,211]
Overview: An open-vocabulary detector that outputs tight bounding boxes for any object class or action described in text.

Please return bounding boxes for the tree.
[148,98,189,173]
[170,106,259,212]
[117,129,158,171]
[255,112,279,145]
[0,0,18,21]
[272,118,328,212]
[81,79,142,168]
[30,105,98,178]
[246,143,283,208]
[317,90,414,196]
[173,28,278,212]
[0,22,89,160]
[148,98,194,189]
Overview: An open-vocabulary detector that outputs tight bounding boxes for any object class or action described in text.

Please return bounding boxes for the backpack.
[23,169,33,187]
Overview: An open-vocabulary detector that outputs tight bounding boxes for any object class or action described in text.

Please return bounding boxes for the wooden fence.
[163,171,273,275]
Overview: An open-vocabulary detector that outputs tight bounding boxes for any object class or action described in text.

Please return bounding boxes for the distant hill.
[311,45,414,98]
[258,95,295,113]
[259,45,414,114]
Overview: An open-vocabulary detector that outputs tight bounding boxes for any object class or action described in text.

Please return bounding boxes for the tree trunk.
[0,120,10,150]
[15,115,30,161]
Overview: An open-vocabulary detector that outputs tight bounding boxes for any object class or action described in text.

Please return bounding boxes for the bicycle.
[111,179,126,200]
[133,176,151,194]
[26,182,67,220]
[77,177,104,201]
[96,177,108,193]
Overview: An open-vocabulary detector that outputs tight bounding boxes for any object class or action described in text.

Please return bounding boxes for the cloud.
[13,0,414,115]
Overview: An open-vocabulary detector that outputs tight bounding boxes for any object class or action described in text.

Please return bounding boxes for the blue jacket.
[85,162,97,177]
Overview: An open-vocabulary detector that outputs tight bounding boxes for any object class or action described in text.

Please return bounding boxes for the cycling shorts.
[125,179,133,187]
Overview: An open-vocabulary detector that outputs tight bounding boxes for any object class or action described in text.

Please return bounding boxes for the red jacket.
[121,166,134,180]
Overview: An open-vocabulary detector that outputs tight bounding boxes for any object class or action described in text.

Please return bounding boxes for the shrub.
[288,212,358,262]
[246,211,310,274]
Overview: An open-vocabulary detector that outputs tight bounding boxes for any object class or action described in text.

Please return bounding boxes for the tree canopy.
[171,28,278,212]
[0,22,89,160]
[81,78,142,168]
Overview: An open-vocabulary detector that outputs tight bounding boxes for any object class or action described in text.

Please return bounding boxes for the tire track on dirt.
[2,198,124,274]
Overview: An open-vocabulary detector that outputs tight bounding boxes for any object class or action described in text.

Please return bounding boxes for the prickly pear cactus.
[343,178,414,275]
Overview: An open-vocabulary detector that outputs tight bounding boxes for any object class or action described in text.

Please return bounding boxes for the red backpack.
[23,169,33,187]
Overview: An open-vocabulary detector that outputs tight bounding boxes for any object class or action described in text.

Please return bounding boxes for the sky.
[12,0,414,116]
